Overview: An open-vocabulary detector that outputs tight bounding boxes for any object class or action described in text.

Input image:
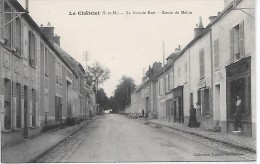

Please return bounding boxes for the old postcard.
[0,0,257,163]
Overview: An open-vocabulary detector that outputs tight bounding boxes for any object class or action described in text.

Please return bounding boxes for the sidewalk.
[146,118,256,153]
[1,118,94,163]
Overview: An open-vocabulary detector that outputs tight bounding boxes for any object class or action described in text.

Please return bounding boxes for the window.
[169,72,173,90]
[45,48,49,77]
[23,25,29,59]
[159,78,163,96]
[230,21,245,62]
[4,2,11,48]
[29,31,36,67]
[15,17,22,55]
[199,49,205,79]
[214,39,219,68]
[165,75,169,92]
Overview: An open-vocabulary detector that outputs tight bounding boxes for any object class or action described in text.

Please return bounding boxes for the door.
[24,86,28,139]
[145,97,149,117]
[173,100,177,122]
[214,85,220,125]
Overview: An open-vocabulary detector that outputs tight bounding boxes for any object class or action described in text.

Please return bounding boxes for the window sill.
[2,130,12,133]
[13,128,23,131]
[29,126,37,129]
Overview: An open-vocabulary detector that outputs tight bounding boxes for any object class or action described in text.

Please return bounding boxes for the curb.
[29,120,91,163]
[147,120,256,153]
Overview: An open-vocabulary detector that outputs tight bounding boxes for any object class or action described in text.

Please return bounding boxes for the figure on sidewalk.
[142,109,144,118]
[188,105,199,128]
[234,96,242,131]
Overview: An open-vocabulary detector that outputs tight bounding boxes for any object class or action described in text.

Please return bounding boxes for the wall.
[211,0,255,136]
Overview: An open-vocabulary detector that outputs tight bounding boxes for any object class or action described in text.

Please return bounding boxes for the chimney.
[54,34,60,46]
[194,16,205,38]
[40,22,55,45]
[209,16,217,23]
[25,0,29,12]
[152,62,162,73]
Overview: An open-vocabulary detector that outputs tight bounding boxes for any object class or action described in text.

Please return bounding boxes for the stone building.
[211,0,255,137]
[0,0,95,147]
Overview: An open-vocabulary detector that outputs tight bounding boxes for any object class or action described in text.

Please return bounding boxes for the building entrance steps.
[145,118,256,153]
[1,118,96,163]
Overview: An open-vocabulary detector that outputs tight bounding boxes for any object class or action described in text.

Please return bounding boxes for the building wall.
[1,0,42,146]
[211,0,255,137]
[157,67,174,119]
[174,50,190,121]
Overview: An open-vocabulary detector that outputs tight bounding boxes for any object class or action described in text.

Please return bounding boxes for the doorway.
[4,79,11,130]
[24,86,28,139]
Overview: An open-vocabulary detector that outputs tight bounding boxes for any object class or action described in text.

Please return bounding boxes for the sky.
[18,0,225,97]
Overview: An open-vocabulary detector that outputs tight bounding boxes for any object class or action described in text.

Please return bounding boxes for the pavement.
[1,118,95,163]
[144,118,256,153]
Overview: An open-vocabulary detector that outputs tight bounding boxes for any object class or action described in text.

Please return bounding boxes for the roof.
[174,0,237,61]
[53,43,86,78]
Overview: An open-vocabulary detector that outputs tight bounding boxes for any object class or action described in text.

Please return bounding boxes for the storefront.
[226,57,251,136]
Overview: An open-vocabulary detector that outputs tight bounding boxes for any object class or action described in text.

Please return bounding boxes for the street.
[36,114,255,162]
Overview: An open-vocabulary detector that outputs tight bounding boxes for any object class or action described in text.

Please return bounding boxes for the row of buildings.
[0,0,96,147]
[127,0,255,137]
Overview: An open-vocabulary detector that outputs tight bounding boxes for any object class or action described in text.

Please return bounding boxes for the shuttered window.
[230,20,245,62]
[45,48,49,77]
[214,39,219,68]
[199,49,205,79]
[29,31,36,67]
[15,17,22,55]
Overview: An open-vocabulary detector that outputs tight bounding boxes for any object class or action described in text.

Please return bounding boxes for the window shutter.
[12,9,16,51]
[199,49,205,79]
[0,0,3,41]
[230,29,234,63]
[214,39,219,68]
[21,21,24,56]
[201,90,205,115]
[239,20,245,58]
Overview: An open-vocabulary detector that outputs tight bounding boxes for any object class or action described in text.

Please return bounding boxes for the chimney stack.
[194,16,205,38]
[40,22,54,44]
[40,22,60,46]
[54,34,60,46]
[25,0,29,12]
[209,16,217,23]
[152,62,162,73]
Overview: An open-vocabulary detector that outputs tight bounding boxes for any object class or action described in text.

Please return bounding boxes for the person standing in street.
[188,105,198,128]
[234,96,242,131]
[142,109,144,118]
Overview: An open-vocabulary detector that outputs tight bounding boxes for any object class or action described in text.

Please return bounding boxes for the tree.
[86,61,110,91]
[86,61,110,114]
[113,76,136,112]
[96,88,109,112]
